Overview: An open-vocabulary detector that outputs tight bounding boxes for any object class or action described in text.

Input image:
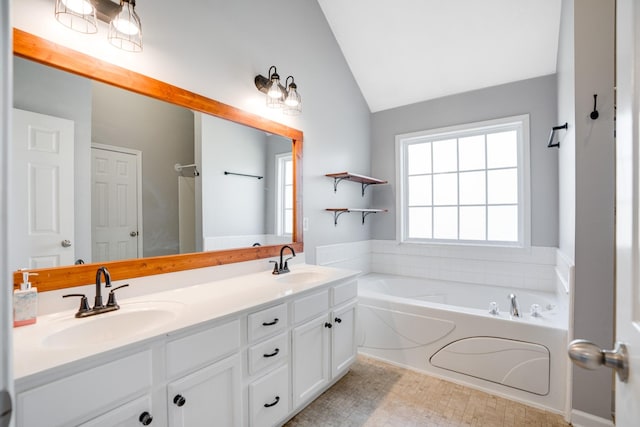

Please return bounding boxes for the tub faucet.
[273,245,296,275]
[508,293,521,317]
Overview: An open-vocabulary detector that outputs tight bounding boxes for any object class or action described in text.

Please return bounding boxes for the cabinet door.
[167,354,242,427]
[332,300,357,378]
[292,314,330,408]
[80,396,153,427]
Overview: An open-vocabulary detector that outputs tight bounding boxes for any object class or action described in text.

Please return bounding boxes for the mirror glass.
[12,56,293,271]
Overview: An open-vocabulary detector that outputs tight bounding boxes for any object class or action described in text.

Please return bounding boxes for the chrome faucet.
[272,245,296,275]
[508,293,521,317]
[62,266,129,318]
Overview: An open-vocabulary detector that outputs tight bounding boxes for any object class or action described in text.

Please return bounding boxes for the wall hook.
[590,94,599,120]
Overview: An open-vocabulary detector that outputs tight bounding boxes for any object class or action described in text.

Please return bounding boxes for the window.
[396,115,530,246]
[276,153,293,236]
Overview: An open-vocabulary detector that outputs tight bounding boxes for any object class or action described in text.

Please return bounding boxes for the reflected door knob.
[61,239,72,247]
[130,231,139,237]
[568,339,629,382]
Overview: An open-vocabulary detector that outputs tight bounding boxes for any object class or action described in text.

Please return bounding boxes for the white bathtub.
[357,273,568,414]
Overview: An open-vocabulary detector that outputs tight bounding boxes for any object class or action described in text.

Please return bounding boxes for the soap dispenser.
[13,270,38,327]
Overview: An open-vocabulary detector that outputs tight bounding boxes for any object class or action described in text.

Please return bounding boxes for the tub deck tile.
[284,355,569,427]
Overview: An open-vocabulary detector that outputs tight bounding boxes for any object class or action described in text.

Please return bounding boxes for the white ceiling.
[318,0,562,113]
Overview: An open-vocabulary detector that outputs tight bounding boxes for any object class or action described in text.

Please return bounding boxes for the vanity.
[13,264,358,427]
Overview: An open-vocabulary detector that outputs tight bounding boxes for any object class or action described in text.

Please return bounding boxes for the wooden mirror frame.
[12,29,303,292]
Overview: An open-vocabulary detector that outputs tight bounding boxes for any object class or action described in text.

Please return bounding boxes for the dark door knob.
[334,317,342,323]
[324,322,332,328]
[139,411,153,425]
[173,394,186,407]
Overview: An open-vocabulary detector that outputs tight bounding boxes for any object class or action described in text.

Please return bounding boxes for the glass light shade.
[108,1,143,52]
[266,75,284,109]
[283,83,302,115]
[55,0,98,34]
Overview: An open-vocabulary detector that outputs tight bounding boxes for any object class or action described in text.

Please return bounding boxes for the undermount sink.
[274,271,331,285]
[42,301,184,349]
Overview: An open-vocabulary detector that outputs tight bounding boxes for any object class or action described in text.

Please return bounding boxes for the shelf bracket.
[360,183,372,197]
[332,177,346,193]
[332,210,349,226]
[361,210,376,224]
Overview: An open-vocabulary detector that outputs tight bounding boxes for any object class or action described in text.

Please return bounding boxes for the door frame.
[91,142,143,259]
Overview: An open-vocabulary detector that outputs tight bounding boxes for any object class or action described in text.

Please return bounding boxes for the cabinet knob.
[334,317,342,324]
[264,396,280,408]
[173,394,186,407]
[324,322,332,329]
[139,411,153,425]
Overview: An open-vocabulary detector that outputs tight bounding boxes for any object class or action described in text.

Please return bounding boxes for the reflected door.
[11,108,75,270]
[91,144,141,262]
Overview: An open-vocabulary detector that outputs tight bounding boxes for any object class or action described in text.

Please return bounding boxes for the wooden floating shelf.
[325,172,387,196]
[325,208,388,226]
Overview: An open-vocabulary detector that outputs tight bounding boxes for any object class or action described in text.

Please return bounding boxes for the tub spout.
[509,293,521,317]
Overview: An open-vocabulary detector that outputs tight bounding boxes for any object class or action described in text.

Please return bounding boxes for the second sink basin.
[274,271,331,285]
[42,301,184,349]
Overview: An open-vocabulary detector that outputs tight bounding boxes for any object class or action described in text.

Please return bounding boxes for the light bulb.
[267,79,283,100]
[112,8,140,36]
[61,0,93,14]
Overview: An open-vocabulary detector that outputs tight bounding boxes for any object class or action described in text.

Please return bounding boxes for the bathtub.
[357,273,568,414]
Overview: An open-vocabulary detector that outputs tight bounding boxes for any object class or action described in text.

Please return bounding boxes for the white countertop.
[13,264,359,381]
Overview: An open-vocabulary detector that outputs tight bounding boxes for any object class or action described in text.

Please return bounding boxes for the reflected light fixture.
[54,0,143,52]
[55,0,98,34]
[255,66,302,115]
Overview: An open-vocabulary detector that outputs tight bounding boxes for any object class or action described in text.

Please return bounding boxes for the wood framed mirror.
[11,28,303,292]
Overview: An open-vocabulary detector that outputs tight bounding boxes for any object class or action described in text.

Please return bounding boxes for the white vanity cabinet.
[165,319,243,427]
[14,266,359,427]
[167,354,243,426]
[291,280,358,410]
[15,350,153,427]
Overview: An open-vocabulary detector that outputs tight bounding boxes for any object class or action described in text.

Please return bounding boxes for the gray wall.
[561,0,616,420]
[370,75,559,247]
[13,57,93,263]
[199,114,267,238]
[92,81,195,257]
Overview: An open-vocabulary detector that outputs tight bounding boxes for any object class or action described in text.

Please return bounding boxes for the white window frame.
[275,152,293,237]
[395,114,531,248]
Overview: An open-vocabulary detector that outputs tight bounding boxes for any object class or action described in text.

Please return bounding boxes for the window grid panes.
[401,117,526,245]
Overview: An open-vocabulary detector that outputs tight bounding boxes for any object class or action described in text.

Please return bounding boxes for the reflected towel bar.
[224,171,264,180]
[547,123,568,148]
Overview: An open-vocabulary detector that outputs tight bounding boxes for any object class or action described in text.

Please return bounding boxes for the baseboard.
[570,410,614,427]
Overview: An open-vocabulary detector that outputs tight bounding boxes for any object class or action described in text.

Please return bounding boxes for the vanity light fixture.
[108,0,143,52]
[55,0,98,34]
[255,66,302,115]
[54,0,143,52]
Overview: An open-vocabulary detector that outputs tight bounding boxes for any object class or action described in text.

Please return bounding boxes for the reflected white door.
[91,144,141,262]
[11,108,75,271]
[615,0,640,423]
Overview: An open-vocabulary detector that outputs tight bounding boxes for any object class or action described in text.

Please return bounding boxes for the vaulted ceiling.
[318,0,562,112]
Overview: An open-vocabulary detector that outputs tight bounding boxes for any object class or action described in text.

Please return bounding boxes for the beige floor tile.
[284,356,568,427]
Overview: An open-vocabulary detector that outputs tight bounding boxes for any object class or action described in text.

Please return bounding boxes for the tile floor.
[284,355,569,427]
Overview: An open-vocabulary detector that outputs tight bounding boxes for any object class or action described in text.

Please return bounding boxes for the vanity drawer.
[249,364,290,427]
[332,280,358,306]
[17,350,152,427]
[248,303,288,343]
[248,332,289,376]
[293,290,329,324]
[166,319,240,379]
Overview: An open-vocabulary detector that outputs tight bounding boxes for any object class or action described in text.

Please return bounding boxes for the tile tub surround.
[284,355,569,427]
